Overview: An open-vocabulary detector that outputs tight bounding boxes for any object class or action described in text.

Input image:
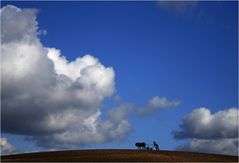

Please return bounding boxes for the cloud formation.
[176,138,238,156]
[105,96,180,119]
[107,104,134,123]
[0,137,16,155]
[173,107,238,155]
[1,5,181,150]
[137,96,180,116]
[1,5,129,149]
[173,108,238,139]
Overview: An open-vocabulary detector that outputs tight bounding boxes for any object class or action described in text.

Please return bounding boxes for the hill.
[1,149,238,162]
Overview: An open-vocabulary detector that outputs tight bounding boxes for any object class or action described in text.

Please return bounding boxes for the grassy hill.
[1,149,238,162]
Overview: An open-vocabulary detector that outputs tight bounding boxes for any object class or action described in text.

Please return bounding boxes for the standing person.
[153,141,159,150]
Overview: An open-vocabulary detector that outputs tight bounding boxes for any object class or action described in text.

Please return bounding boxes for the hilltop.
[1,149,238,162]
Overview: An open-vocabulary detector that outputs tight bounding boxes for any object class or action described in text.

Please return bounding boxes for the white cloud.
[173,107,239,156]
[137,96,180,116]
[105,96,180,119]
[1,5,127,149]
[107,104,134,122]
[1,4,180,150]
[1,137,16,155]
[148,96,180,108]
[1,5,38,44]
[176,138,238,156]
[29,110,131,149]
[106,96,180,119]
[173,107,238,139]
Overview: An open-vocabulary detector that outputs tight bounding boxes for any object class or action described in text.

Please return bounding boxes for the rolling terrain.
[1,149,238,162]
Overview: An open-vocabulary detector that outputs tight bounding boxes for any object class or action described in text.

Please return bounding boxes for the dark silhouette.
[135,142,146,150]
[153,141,159,150]
[146,147,153,150]
[135,141,159,151]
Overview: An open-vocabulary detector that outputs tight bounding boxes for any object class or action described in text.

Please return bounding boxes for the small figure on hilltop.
[135,141,159,150]
[135,142,146,150]
[153,141,159,150]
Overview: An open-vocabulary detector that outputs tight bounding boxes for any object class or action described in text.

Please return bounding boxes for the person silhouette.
[153,141,159,150]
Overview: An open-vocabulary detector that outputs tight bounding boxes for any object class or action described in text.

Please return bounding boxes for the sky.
[1,1,238,156]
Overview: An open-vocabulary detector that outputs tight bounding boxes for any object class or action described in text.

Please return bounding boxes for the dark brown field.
[1,149,238,162]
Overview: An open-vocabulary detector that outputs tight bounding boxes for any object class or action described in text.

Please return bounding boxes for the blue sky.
[1,1,238,155]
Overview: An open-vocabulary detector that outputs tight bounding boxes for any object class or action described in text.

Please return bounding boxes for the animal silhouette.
[135,141,160,151]
[135,142,146,149]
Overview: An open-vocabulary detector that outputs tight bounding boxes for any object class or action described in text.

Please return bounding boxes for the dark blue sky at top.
[1,1,238,151]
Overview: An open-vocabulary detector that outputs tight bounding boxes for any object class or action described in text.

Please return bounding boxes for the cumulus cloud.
[1,5,38,44]
[1,5,128,149]
[107,104,134,122]
[173,107,239,156]
[1,137,16,155]
[27,110,131,149]
[176,138,238,156]
[137,96,180,116]
[173,108,238,139]
[1,5,180,150]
